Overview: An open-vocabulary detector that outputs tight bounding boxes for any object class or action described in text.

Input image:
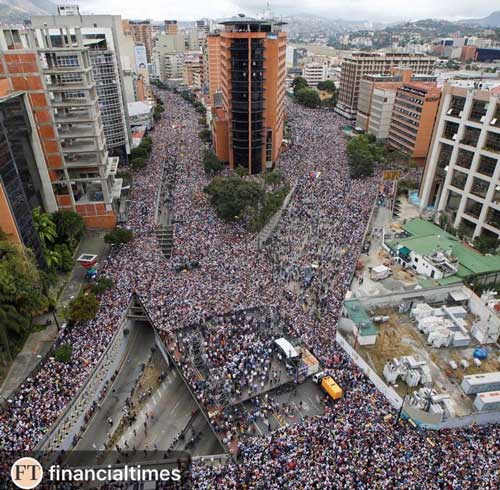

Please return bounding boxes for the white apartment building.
[420,84,500,239]
[31,9,135,158]
[302,62,328,87]
[366,86,398,139]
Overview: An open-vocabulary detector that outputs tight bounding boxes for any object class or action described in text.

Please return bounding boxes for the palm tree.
[32,207,57,247]
[44,249,62,270]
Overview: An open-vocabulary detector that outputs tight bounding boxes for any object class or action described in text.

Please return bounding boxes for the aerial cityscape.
[0,1,500,488]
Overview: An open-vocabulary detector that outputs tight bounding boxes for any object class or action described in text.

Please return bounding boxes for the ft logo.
[10,457,43,489]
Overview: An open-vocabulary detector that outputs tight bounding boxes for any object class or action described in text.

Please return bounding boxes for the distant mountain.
[458,11,500,28]
[0,0,56,24]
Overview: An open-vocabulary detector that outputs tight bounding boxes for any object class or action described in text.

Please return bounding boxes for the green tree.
[317,80,337,93]
[91,277,114,296]
[203,149,224,175]
[131,158,146,171]
[292,76,308,94]
[295,87,321,108]
[32,207,57,247]
[104,227,134,245]
[474,235,499,254]
[204,176,265,222]
[54,343,73,363]
[53,243,74,272]
[44,248,62,270]
[199,128,212,142]
[130,146,149,160]
[52,210,85,252]
[0,237,46,359]
[66,292,100,322]
[347,134,385,179]
[249,184,290,232]
[321,94,338,109]
[264,169,285,187]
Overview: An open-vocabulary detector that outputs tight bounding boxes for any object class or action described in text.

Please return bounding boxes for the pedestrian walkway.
[0,230,110,399]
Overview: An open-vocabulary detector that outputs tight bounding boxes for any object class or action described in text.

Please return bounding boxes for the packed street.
[1,90,499,488]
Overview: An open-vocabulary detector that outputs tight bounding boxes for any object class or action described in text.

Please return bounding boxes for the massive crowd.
[0,89,499,488]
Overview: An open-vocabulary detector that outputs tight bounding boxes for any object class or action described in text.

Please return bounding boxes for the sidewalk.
[0,230,110,399]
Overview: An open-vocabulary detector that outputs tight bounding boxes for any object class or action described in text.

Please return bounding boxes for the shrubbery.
[203,150,224,175]
[65,292,100,322]
[104,227,134,245]
[347,134,385,178]
[204,172,290,232]
[54,343,73,363]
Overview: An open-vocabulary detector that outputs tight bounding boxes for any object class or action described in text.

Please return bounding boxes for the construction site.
[339,283,500,427]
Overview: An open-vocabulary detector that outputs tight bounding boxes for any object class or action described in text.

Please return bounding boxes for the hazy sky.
[76,0,498,22]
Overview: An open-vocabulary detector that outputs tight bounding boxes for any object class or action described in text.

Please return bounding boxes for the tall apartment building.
[31,24,119,227]
[154,33,188,82]
[0,28,62,212]
[0,88,56,266]
[420,84,500,239]
[356,78,401,139]
[387,81,441,165]
[31,10,133,160]
[209,16,287,174]
[302,62,328,87]
[356,68,412,132]
[206,34,221,105]
[127,20,154,64]
[164,20,178,35]
[336,52,436,120]
[196,20,210,36]
[183,52,203,89]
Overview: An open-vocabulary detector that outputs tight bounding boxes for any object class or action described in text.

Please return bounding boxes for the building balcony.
[50,99,97,108]
[486,208,500,230]
[464,198,483,219]
[477,155,496,177]
[442,121,459,141]
[46,82,94,92]
[44,66,93,75]
[470,177,490,200]
[468,100,488,123]
[446,96,465,118]
[455,148,473,170]
[484,132,500,154]
[61,139,104,154]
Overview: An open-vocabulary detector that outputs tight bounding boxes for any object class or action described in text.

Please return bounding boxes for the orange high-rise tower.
[209,15,287,174]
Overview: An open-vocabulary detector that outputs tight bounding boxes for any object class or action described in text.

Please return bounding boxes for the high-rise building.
[419,84,500,239]
[387,81,441,165]
[164,20,178,35]
[29,24,119,228]
[183,52,203,89]
[206,34,221,105]
[196,20,210,36]
[302,62,328,87]
[209,16,287,174]
[336,52,436,120]
[31,11,134,160]
[356,68,414,134]
[0,88,56,266]
[127,20,154,64]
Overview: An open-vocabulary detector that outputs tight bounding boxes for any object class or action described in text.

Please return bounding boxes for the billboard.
[135,44,148,70]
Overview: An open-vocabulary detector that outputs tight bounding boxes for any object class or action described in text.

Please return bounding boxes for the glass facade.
[230,38,265,174]
[0,94,45,266]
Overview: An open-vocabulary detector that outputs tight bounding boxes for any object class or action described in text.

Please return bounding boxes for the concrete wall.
[37,315,132,452]
[336,333,403,409]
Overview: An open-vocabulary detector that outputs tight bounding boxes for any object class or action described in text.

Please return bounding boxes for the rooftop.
[127,101,153,117]
[343,299,378,336]
[386,219,500,282]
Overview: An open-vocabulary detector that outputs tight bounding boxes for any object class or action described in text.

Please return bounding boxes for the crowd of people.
[0,88,499,488]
